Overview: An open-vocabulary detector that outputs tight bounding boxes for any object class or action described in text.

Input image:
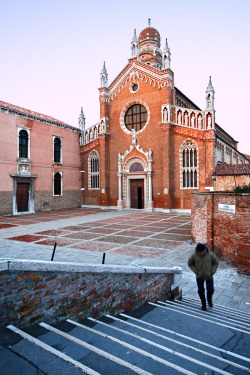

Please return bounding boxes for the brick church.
[79,22,249,211]
[0,22,249,216]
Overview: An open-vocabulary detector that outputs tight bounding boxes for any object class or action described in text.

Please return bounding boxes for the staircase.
[1,298,250,374]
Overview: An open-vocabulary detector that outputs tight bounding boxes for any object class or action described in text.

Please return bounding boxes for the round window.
[132,84,138,92]
[124,104,148,132]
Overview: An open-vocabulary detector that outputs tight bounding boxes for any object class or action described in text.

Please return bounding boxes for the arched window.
[181,141,198,189]
[54,137,61,163]
[129,162,144,172]
[89,151,99,189]
[19,130,28,158]
[54,172,62,195]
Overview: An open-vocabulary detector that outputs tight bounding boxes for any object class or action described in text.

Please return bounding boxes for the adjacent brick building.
[80,23,249,211]
[0,101,81,215]
[214,164,250,191]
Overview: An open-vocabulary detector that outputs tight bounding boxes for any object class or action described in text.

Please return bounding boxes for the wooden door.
[130,179,144,209]
[17,183,29,212]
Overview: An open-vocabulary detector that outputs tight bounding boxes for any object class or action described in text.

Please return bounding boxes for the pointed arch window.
[89,151,100,189]
[53,172,62,196]
[19,130,28,158]
[181,141,198,189]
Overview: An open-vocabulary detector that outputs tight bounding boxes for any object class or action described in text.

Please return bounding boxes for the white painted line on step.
[68,318,196,375]
[88,317,232,375]
[181,298,250,322]
[182,297,250,319]
[152,302,250,334]
[105,314,250,373]
[165,300,250,329]
[179,299,250,324]
[40,322,152,375]
[120,313,250,364]
[7,325,100,375]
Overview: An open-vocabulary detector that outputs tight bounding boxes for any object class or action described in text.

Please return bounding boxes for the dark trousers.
[196,278,214,306]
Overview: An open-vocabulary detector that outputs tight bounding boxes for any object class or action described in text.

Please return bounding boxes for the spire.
[131,29,139,58]
[100,61,108,88]
[205,76,215,110]
[162,38,171,69]
[207,76,214,90]
[78,107,85,145]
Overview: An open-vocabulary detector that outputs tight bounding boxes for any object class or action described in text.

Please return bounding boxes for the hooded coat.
[188,245,219,280]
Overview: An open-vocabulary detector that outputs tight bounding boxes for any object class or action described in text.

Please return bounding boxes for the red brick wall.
[0,261,181,327]
[214,175,250,191]
[191,192,250,274]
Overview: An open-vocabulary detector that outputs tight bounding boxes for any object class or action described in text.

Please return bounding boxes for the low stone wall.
[0,260,182,328]
[35,190,82,212]
[192,192,250,274]
[0,191,13,215]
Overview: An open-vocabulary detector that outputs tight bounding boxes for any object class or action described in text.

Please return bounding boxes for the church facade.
[80,24,249,211]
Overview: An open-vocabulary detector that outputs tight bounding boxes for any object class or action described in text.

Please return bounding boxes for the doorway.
[130,179,144,209]
[16,183,29,212]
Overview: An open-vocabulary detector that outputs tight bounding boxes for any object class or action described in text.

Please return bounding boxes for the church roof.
[215,164,250,175]
[0,100,79,131]
[138,26,161,45]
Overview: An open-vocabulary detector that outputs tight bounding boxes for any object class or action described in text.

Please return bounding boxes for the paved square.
[0,207,249,311]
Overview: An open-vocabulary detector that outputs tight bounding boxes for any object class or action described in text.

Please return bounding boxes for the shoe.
[202,305,207,311]
[207,292,214,308]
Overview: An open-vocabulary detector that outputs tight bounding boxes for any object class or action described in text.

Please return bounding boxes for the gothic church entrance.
[130,179,144,209]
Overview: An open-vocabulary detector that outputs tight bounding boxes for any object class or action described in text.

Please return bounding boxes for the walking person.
[188,243,219,311]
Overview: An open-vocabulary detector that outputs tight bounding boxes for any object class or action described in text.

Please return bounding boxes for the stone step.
[2,298,250,375]
[181,297,250,323]
[149,301,250,334]
[160,300,250,330]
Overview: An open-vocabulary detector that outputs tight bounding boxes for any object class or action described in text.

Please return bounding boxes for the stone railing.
[174,106,214,130]
[80,120,106,146]
[0,259,182,327]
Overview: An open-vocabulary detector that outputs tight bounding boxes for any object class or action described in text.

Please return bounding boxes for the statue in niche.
[207,94,212,109]
[178,112,182,125]
[198,116,202,129]
[148,149,152,160]
[185,113,188,126]
[163,107,168,122]
[100,120,105,133]
[191,116,195,127]
[132,128,137,145]
[85,132,89,143]
[94,128,98,139]
[207,115,212,128]
[90,131,93,141]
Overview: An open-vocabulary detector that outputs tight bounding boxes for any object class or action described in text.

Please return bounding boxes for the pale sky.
[1,0,249,155]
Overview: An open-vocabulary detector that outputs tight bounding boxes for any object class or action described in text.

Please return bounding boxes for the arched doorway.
[129,162,145,209]
[130,179,144,209]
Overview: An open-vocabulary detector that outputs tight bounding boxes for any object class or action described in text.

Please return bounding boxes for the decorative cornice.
[109,61,171,100]
[0,102,79,133]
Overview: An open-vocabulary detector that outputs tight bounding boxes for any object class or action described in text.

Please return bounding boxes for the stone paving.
[0,208,249,312]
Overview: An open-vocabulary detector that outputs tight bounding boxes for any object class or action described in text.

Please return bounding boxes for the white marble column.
[147,149,154,211]
[117,153,123,209]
